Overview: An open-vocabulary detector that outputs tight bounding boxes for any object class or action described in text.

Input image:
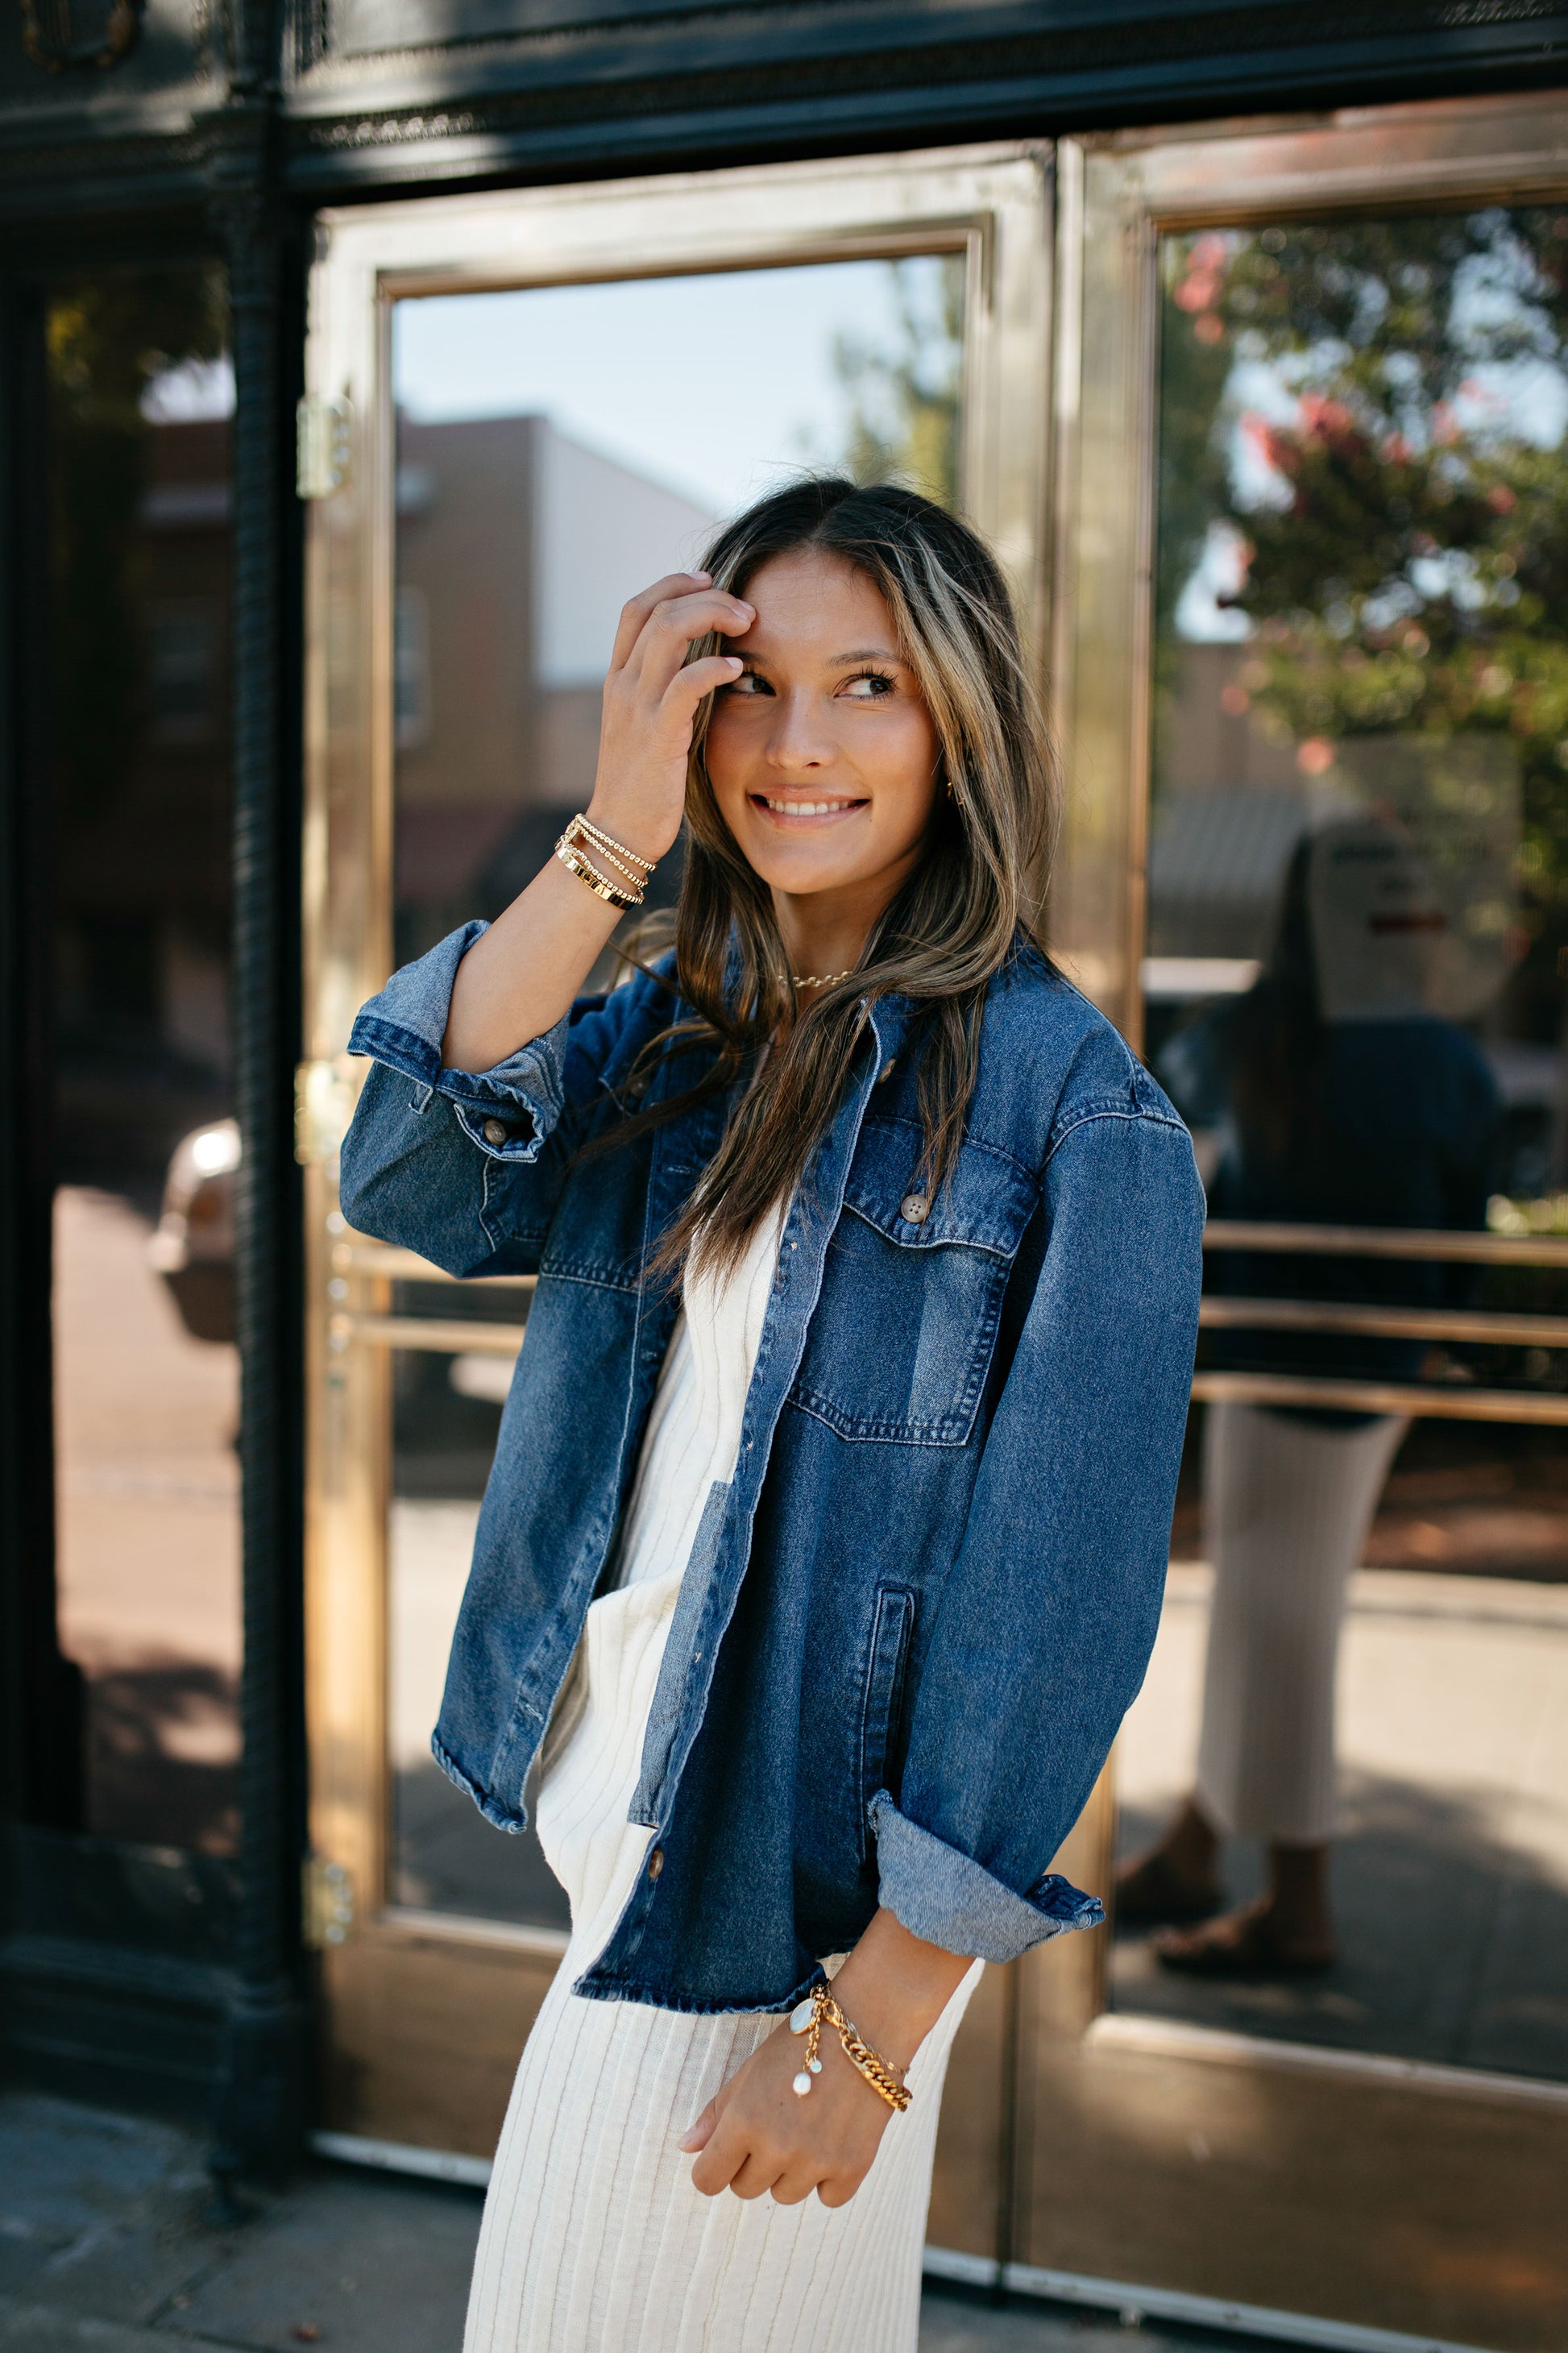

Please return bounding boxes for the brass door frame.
[298,139,1055,2194]
[1034,89,1568,2351]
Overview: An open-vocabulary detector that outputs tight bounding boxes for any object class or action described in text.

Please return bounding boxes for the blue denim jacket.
[342,925,1204,2014]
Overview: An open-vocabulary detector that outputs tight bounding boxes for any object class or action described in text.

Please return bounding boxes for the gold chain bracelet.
[788,1983,911,2113]
[554,837,640,912]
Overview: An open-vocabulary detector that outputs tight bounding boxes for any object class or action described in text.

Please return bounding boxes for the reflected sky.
[392,259,958,514]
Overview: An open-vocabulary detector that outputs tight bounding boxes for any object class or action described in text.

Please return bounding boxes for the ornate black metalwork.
[20,0,142,73]
[205,0,309,2177]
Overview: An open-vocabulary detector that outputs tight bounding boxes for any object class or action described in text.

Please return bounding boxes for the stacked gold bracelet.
[554,813,656,912]
[788,1983,911,2113]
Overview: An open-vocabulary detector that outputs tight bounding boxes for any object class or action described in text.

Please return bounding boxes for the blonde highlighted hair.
[611,476,1060,1277]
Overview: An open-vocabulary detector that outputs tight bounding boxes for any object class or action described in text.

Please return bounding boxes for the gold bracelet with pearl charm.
[788,1982,911,2112]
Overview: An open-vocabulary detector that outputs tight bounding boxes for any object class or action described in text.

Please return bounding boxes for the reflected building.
[392,413,714,964]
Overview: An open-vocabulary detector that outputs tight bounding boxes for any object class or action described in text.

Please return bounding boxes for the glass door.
[299,145,1052,2246]
[1041,98,1568,2352]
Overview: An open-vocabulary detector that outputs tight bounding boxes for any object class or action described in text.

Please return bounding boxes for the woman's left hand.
[679,2014,895,2207]
[678,1907,974,2206]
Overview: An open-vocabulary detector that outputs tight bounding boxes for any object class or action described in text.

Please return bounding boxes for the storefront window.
[382,256,965,1925]
[1122,210,1568,2082]
[39,268,239,1858]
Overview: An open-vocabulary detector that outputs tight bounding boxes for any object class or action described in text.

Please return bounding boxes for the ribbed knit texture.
[463,1207,981,2352]
[1196,1400,1409,1844]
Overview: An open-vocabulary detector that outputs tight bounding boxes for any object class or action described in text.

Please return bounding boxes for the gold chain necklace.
[780,969,854,990]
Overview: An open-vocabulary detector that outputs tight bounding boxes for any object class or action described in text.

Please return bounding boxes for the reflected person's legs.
[1119,1401,1407,1969]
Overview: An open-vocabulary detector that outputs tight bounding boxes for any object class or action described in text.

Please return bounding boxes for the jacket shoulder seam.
[1044,1096,1188,1164]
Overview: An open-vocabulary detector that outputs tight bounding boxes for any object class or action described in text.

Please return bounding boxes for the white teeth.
[761,797,850,815]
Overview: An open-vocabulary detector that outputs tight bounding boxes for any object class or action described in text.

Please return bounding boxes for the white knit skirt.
[462,1562,981,2353]
[1195,1400,1408,1845]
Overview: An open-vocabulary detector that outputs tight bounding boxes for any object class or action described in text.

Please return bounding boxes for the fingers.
[727,2154,785,2202]
[610,572,711,670]
[667,654,744,712]
[816,2172,863,2209]
[765,2168,818,2207]
[676,2098,717,2155]
[689,2127,744,2198]
[620,589,753,699]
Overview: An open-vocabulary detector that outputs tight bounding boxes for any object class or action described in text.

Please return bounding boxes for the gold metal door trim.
[301,141,1055,2197]
[380,1907,570,1960]
[1088,2012,1568,2115]
[1043,90,1568,2349]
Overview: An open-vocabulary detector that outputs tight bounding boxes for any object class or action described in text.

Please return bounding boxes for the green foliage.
[828,255,964,508]
[1157,211,1568,1035]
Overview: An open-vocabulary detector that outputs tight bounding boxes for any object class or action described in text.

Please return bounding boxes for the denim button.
[646,1845,665,1881]
[899,1193,929,1224]
[483,1118,508,1145]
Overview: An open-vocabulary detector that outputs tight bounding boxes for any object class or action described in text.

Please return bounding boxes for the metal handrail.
[333,1239,537,1293]
[334,1313,526,1355]
[1198,1297,1568,1347]
[1192,1369,1568,1426]
[1203,1219,1568,1268]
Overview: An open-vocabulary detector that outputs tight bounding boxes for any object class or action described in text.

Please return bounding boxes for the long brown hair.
[612,477,1059,1278]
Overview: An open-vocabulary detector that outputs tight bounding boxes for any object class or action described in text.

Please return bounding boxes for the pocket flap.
[843,1119,1038,1258]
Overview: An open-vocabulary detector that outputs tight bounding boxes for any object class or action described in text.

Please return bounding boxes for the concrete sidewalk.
[0,2091,1235,2353]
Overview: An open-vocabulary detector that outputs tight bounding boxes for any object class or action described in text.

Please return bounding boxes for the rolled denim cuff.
[867,1791,1104,1964]
[346,919,570,1167]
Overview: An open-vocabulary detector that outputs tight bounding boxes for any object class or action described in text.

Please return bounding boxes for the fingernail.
[677,2125,701,2150]
[688,571,711,583]
[725,657,743,670]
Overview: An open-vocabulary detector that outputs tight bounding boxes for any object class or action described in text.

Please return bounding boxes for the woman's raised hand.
[585,571,754,866]
[438,571,749,1073]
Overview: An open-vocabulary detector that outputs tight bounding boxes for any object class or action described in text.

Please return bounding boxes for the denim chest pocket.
[789,1120,1039,1446]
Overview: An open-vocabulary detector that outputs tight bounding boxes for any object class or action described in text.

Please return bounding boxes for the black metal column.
[206,0,307,2178]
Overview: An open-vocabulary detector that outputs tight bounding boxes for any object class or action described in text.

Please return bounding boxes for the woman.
[340,479,1203,2351]
[1119,823,1502,1974]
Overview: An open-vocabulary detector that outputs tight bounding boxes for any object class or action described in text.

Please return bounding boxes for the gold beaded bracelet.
[571,813,654,886]
[554,813,655,911]
[788,1982,911,2113]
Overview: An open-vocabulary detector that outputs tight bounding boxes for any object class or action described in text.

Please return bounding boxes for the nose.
[761,687,836,774]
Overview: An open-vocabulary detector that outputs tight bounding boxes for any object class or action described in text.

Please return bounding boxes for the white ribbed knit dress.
[463,1207,982,2353]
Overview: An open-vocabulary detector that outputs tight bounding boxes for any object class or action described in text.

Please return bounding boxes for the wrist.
[583,791,677,869]
[826,1966,929,2077]
[831,1909,974,2073]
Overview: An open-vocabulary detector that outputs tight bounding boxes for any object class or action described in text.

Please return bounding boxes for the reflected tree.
[1158,213,1568,1042]
[826,255,964,508]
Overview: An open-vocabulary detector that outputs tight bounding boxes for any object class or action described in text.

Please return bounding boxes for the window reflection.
[1119,213,1568,2083]
[44,272,240,1856]
[381,255,966,1928]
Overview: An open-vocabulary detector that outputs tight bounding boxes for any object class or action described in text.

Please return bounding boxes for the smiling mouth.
[749,793,868,822]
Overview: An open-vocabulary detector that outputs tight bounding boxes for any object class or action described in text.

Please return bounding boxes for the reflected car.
[147,1118,239,1344]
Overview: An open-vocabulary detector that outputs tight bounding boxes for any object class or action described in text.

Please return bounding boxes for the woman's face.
[703,548,943,912]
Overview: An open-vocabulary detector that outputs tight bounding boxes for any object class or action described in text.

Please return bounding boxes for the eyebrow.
[740,646,907,669]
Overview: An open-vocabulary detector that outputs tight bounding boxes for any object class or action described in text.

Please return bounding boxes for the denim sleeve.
[873,1103,1205,1963]
[338,920,661,1277]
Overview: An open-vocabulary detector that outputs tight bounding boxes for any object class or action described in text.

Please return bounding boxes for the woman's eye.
[726,670,769,695]
[840,671,895,699]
